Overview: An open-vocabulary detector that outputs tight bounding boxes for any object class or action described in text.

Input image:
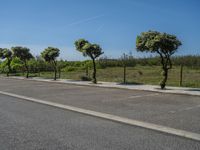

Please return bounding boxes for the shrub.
[80,75,92,81]
[62,66,79,72]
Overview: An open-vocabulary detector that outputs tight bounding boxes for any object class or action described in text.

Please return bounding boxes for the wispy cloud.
[68,14,104,26]
[96,24,105,33]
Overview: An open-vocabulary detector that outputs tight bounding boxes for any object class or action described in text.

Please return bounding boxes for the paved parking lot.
[1,94,200,150]
[0,77,199,134]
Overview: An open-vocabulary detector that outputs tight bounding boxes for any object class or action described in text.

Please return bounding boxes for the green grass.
[7,65,200,88]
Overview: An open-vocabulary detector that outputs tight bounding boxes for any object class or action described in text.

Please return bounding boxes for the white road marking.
[172,106,200,114]
[169,111,176,114]
[128,93,159,99]
[169,105,200,114]
[184,107,193,110]
[0,90,200,142]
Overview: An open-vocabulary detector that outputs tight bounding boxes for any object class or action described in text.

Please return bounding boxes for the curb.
[3,76,200,97]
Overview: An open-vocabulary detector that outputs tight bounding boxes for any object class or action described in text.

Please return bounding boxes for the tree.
[10,57,24,74]
[0,49,13,76]
[12,46,34,78]
[136,31,182,89]
[75,39,104,84]
[41,47,60,80]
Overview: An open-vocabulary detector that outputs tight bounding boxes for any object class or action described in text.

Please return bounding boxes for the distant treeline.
[0,55,199,74]
[97,55,200,68]
[135,55,200,68]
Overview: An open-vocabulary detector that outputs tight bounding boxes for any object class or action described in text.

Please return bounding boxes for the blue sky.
[0,0,199,60]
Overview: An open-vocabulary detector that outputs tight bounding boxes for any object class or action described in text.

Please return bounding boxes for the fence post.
[123,53,127,84]
[38,68,40,77]
[86,66,89,77]
[58,68,61,79]
[179,65,183,86]
[123,65,126,84]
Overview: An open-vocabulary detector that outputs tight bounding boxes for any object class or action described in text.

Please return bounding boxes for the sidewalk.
[9,76,200,96]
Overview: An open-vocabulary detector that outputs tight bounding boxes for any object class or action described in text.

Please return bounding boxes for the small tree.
[1,49,13,76]
[12,46,33,78]
[136,31,182,89]
[75,39,104,84]
[41,47,60,80]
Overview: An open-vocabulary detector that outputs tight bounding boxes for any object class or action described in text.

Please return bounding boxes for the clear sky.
[0,0,199,60]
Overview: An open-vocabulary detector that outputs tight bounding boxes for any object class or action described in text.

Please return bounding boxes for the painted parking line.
[128,93,160,99]
[169,110,179,114]
[169,105,200,114]
[0,90,200,142]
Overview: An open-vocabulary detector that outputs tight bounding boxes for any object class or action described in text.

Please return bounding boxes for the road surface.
[0,94,200,150]
[0,77,200,149]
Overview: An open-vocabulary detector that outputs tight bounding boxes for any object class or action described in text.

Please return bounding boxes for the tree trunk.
[157,52,172,90]
[54,68,57,80]
[24,61,29,78]
[7,59,12,77]
[92,58,97,84]
[53,60,57,80]
[160,67,168,89]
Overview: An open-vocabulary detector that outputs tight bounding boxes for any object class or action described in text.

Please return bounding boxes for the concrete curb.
[0,90,200,142]
[4,76,200,97]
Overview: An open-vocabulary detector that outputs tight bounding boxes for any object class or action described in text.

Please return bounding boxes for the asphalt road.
[0,77,199,134]
[1,94,200,150]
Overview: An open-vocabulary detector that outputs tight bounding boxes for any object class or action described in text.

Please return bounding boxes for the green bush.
[62,66,79,72]
[80,75,92,81]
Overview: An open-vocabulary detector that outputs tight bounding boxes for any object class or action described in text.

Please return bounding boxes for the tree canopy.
[12,46,33,61]
[0,48,13,76]
[41,47,60,62]
[136,31,182,56]
[75,39,103,59]
[0,48,4,57]
[2,49,12,59]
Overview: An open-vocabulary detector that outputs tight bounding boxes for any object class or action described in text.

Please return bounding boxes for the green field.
[19,65,200,88]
